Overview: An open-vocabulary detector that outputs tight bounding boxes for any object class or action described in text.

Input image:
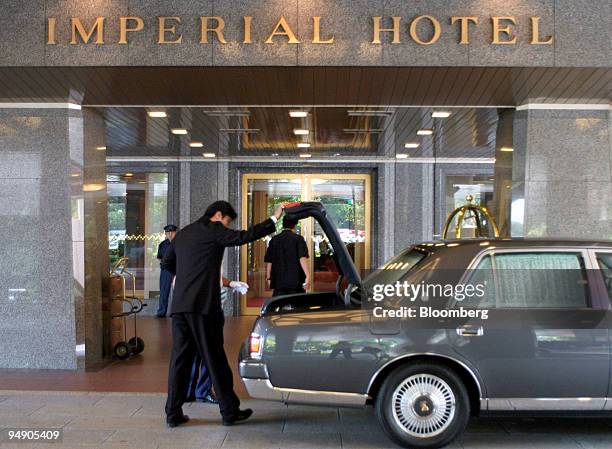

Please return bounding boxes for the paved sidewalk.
[0,391,611,449]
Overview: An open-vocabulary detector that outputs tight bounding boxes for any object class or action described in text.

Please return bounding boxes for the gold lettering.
[451,16,478,44]
[530,16,553,44]
[158,16,182,44]
[200,17,227,44]
[265,16,300,44]
[409,15,441,45]
[47,17,56,45]
[119,17,144,44]
[372,16,401,44]
[312,16,334,44]
[243,16,252,44]
[71,17,105,44]
[492,16,517,44]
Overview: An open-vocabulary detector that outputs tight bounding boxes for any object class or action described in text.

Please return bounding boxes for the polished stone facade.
[0,0,609,67]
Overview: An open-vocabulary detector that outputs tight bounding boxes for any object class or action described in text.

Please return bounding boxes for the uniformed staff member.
[156,224,178,318]
[265,215,310,296]
[162,200,283,428]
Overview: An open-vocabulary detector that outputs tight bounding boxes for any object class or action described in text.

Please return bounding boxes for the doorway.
[240,174,371,315]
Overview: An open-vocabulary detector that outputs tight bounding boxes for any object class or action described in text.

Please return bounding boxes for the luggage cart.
[109,257,147,360]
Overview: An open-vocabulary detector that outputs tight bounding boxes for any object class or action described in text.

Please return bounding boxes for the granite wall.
[0,106,107,369]
[0,0,609,67]
[512,108,612,240]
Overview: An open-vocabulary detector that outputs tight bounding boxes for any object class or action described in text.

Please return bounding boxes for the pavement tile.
[279,431,342,449]
[221,428,283,449]
[460,432,581,449]
[56,429,116,446]
[571,433,612,449]
[340,431,404,449]
[283,406,340,433]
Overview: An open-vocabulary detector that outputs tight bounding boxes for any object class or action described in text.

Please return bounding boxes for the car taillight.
[249,333,262,358]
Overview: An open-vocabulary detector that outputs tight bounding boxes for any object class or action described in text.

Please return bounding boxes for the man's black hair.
[202,200,238,223]
[283,215,298,229]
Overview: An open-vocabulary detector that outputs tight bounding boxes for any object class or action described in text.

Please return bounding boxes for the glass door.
[241,173,370,315]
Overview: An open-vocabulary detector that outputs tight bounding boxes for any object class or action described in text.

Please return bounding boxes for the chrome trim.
[366,353,483,400]
[487,397,607,411]
[604,398,612,411]
[242,378,368,407]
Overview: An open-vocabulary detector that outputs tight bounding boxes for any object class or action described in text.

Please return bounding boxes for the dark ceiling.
[0,67,608,106]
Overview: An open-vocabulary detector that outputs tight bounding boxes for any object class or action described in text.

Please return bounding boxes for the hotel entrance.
[240,174,371,315]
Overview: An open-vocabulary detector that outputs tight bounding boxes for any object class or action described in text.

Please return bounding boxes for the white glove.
[229,281,249,295]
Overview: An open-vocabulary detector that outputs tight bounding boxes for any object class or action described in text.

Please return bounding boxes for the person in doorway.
[162,200,283,428]
[156,224,178,318]
[265,215,310,296]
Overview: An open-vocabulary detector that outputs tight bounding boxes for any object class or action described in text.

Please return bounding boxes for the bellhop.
[46,14,553,46]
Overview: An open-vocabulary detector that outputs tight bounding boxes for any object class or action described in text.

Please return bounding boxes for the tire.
[128,337,145,354]
[375,363,470,449]
[113,342,131,360]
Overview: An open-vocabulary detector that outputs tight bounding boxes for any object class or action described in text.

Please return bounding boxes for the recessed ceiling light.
[417,129,433,135]
[202,153,216,158]
[95,146,106,151]
[297,143,311,148]
[489,178,495,181]
[396,154,409,159]
[271,153,279,157]
[70,173,80,177]
[299,153,312,158]
[289,111,308,118]
[432,111,451,118]
[500,146,514,152]
[171,128,188,135]
[334,153,341,157]
[404,143,420,149]
[189,141,204,148]
[124,173,134,177]
[294,129,309,135]
[148,111,167,118]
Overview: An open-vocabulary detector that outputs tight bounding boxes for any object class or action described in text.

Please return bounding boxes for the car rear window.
[364,248,427,287]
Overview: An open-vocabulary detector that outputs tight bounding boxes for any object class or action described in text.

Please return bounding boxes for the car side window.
[595,253,612,302]
[494,252,590,309]
[461,255,496,309]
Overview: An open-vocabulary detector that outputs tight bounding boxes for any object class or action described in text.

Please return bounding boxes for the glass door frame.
[240,173,371,315]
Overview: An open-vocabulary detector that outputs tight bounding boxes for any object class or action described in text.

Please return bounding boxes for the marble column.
[0,105,108,369]
[512,106,612,239]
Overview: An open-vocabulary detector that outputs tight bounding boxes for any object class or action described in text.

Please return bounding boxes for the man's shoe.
[222,408,253,426]
[166,414,189,428]
[197,393,219,404]
[155,314,166,318]
[184,395,196,403]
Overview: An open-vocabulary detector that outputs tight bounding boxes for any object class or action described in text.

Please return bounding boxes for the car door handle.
[456,326,484,337]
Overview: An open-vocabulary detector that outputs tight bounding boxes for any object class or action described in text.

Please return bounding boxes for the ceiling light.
[202,153,216,158]
[171,128,188,135]
[95,146,106,151]
[148,111,167,118]
[297,143,311,148]
[343,128,383,133]
[271,153,279,157]
[220,128,259,133]
[70,173,80,177]
[432,111,451,118]
[417,129,433,135]
[124,173,134,177]
[299,153,312,158]
[189,141,204,148]
[396,154,409,159]
[404,143,420,149]
[347,110,394,117]
[294,129,309,135]
[289,111,308,118]
[500,146,514,152]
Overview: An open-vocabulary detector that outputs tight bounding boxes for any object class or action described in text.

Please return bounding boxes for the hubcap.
[391,374,456,438]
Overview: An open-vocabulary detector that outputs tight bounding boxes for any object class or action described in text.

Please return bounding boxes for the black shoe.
[155,314,166,318]
[222,409,253,426]
[184,395,196,403]
[197,393,219,404]
[166,414,189,428]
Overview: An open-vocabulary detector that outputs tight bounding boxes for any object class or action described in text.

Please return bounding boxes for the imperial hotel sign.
[46,15,553,46]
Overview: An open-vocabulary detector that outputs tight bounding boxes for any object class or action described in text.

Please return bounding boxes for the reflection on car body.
[239,202,612,449]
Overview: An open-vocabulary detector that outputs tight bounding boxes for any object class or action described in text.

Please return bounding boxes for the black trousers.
[165,312,240,421]
[273,286,306,297]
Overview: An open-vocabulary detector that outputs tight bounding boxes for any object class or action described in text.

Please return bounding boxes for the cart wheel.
[114,342,131,360]
[129,337,145,354]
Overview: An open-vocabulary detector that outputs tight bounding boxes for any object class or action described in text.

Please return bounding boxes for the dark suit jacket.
[161,217,276,315]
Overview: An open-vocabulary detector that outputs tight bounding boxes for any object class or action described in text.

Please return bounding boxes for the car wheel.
[375,363,470,449]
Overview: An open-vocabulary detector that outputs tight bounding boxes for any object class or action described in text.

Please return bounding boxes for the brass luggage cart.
[109,257,147,360]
